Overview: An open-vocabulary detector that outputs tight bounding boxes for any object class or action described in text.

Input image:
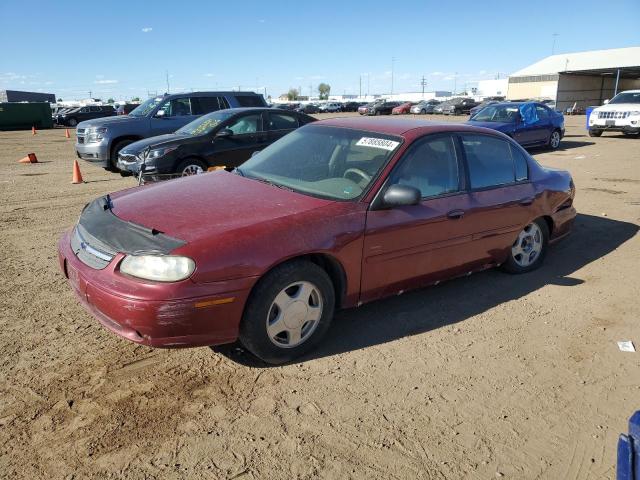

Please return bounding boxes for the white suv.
[588,90,640,137]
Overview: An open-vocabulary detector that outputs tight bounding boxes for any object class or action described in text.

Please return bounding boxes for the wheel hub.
[282,301,308,330]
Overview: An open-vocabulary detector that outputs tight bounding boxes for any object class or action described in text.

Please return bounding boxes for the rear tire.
[548,129,562,149]
[67,118,78,127]
[239,261,335,364]
[502,219,549,274]
[588,129,602,137]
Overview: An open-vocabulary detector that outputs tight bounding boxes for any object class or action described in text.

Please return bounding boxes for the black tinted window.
[235,95,265,107]
[269,113,298,130]
[192,97,224,114]
[462,135,520,188]
[389,135,459,198]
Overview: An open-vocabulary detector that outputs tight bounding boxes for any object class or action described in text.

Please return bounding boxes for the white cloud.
[204,73,215,77]
[430,71,444,76]
[94,79,118,84]
[141,27,153,33]
[443,75,455,81]
[258,19,265,23]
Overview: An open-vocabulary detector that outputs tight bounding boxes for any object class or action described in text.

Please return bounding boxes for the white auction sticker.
[356,137,400,151]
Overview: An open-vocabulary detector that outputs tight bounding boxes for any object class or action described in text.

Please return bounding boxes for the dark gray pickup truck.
[75,91,267,171]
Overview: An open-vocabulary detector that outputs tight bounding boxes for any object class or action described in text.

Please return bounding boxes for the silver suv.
[74,91,267,171]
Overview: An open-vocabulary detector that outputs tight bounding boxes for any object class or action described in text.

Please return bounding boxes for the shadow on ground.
[213,213,638,367]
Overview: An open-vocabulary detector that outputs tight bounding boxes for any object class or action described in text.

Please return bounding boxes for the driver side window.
[158,98,192,117]
[388,135,460,198]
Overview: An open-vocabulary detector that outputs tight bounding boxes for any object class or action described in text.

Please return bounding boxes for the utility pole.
[88,91,92,99]
[367,73,370,98]
[391,56,397,95]
[420,76,427,98]
[551,33,559,55]
[165,70,170,93]
[453,72,458,95]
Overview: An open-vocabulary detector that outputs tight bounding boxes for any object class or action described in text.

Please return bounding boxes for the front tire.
[109,139,134,172]
[176,158,207,176]
[67,118,78,127]
[239,261,335,364]
[588,129,602,137]
[503,219,549,274]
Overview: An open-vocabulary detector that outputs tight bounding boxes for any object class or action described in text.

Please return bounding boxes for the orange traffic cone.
[18,153,38,164]
[32,126,37,135]
[65,129,70,139]
[72,160,84,184]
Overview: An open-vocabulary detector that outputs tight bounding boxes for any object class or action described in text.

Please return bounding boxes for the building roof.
[511,46,640,77]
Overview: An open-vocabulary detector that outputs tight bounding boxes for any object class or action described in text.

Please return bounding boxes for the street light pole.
[391,56,396,95]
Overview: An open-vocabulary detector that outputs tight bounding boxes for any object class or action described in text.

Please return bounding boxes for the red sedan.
[59,118,576,364]
[392,102,414,115]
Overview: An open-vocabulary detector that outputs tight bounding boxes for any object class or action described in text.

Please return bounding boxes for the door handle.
[447,209,465,219]
[519,197,535,206]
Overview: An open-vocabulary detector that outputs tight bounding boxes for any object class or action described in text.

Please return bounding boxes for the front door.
[150,97,197,135]
[361,134,479,303]
[206,113,268,168]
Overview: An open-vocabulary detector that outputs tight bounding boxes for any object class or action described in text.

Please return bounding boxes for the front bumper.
[58,231,255,348]
[75,140,110,167]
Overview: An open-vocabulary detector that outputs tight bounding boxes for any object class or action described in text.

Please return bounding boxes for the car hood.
[121,133,192,154]
[109,171,336,244]
[465,120,515,132]
[78,115,146,129]
[594,104,640,112]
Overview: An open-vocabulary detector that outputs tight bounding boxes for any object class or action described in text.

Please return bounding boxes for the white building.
[507,46,640,110]
[476,79,508,98]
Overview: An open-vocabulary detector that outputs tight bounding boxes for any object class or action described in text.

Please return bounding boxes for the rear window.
[235,95,265,107]
[269,113,298,130]
[462,134,527,189]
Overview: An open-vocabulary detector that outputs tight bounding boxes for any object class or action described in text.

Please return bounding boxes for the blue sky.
[1,0,639,101]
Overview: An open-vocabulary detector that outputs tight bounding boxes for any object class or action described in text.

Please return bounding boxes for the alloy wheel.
[181,164,204,176]
[550,131,561,148]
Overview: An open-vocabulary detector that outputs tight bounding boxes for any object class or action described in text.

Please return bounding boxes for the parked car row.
[55,105,116,126]
[272,101,368,113]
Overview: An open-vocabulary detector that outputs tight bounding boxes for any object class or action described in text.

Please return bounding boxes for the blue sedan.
[466,102,565,149]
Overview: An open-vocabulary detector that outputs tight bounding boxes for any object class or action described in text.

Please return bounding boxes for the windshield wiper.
[247,175,294,192]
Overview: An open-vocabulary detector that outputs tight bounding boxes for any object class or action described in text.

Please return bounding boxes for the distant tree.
[318,83,331,100]
[107,98,115,104]
[56,98,63,102]
[287,88,299,101]
[131,97,140,102]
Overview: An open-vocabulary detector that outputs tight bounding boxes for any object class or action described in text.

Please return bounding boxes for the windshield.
[609,91,640,104]
[129,97,164,117]
[176,110,234,136]
[471,104,520,122]
[239,125,402,201]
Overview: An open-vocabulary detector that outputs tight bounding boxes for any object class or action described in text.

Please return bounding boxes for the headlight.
[630,111,640,116]
[147,146,178,159]
[86,127,108,143]
[120,255,195,282]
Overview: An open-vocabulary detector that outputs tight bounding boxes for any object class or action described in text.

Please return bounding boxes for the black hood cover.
[77,195,185,256]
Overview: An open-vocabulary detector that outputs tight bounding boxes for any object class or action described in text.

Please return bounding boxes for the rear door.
[459,133,536,263]
[205,112,267,168]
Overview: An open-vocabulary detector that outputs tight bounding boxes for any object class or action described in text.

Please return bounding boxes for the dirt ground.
[0,114,638,480]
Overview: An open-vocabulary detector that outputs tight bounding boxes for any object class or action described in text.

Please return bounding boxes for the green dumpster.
[0,102,54,130]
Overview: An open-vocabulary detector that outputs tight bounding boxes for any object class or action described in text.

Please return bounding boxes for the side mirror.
[603,99,609,105]
[381,184,421,208]
[155,109,166,118]
[215,128,234,138]
[251,150,261,157]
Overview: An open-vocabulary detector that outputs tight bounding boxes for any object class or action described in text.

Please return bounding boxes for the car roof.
[313,117,504,138]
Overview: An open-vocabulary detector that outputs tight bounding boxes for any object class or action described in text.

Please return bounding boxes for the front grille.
[70,225,116,269]
[118,153,138,163]
[77,137,84,144]
[597,111,630,119]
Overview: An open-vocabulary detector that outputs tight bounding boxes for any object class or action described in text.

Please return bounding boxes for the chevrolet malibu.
[58,117,576,364]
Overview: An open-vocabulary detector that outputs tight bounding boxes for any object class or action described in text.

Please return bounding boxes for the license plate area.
[606,120,615,126]
[66,260,83,295]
